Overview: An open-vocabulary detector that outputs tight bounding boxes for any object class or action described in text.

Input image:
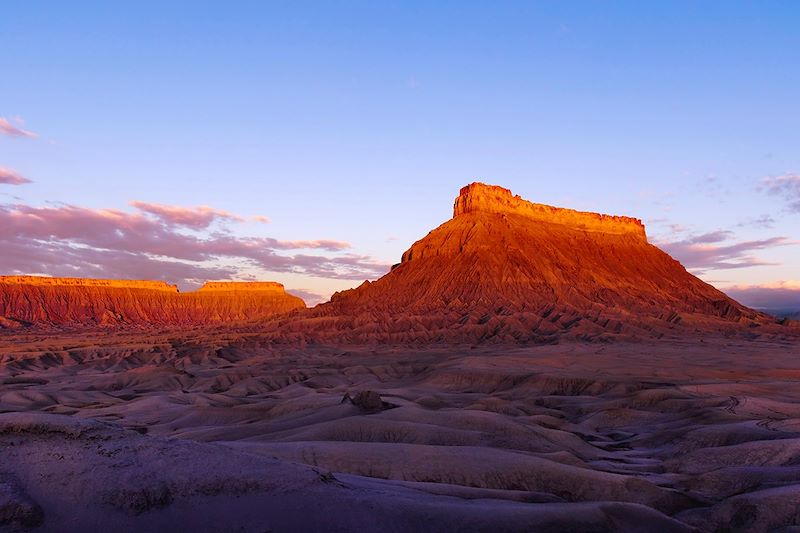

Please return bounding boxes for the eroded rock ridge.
[290,182,779,343]
[0,277,305,328]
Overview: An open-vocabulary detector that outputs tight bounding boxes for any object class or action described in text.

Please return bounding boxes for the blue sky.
[1,1,799,307]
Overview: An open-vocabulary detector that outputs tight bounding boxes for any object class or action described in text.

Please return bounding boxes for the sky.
[1,1,799,309]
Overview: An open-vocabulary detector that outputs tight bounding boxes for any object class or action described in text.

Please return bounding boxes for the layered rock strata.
[0,277,304,328]
[279,182,778,343]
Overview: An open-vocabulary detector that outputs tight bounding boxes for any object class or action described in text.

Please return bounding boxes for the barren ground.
[1,331,799,532]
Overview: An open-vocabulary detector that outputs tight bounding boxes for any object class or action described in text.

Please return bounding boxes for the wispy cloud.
[129,201,274,229]
[737,214,776,230]
[646,218,688,235]
[286,288,327,306]
[0,200,389,287]
[682,230,734,244]
[761,173,800,212]
[656,231,794,272]
[0,117,37,139]
[0,167,32,185]
[129,201,246,229]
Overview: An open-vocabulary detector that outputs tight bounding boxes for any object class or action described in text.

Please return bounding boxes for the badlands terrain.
[1,183,799,532]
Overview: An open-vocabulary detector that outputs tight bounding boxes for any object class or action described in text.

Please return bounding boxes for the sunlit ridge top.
[453,182,647,239]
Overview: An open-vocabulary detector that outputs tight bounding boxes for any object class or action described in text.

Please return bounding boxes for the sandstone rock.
[0,277,305,328]
[282,182,786,343]
[0,316,25,330]
[0,276,177,291]
[342,390,389,411]
[197,281,287,293]
[451,182,646,239]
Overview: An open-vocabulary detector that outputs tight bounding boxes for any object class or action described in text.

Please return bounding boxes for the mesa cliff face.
[0,277,305,328]
[450,183,647,240]
[197,281,287,293]
[281,182,777,343]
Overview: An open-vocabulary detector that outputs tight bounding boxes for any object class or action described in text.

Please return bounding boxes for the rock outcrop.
[0,277,305,328]
[340,390,395,412]
[277,182,780,343]
[451,183,647,240]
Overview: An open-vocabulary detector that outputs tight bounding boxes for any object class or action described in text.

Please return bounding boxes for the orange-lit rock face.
[0,276,179,292]
[0,276,304,328]
[297,182,779,343]
[451,182,647,240]
[197,281,286,293]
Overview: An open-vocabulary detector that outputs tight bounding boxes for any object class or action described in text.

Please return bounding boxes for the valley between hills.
[1,183,799,532]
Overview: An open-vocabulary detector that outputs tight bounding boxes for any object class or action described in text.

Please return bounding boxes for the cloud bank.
[723,281,800,312]
[0,199,389,288]
[129,201,247,229]
[657,230,792,272]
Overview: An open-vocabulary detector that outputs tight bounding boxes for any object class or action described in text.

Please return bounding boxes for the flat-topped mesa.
[196,281,287,293]
[299,181,780,344]
[0,276,305,328]
[0,277,291,295]
[0,276,178,292]
[453,182,647,240]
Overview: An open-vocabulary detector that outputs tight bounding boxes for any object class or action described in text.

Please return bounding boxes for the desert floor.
[1,331,799,532]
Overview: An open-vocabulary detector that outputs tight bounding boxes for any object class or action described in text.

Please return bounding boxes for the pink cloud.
[0,200,389,287]
[0,167,32,185]
[286,288,328,306]
[130,201,245,229]
[761,173,800,212]
[656,232,794,272]
[0,238,236,287]
[0,117,37,139]
[130,201,275,229]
